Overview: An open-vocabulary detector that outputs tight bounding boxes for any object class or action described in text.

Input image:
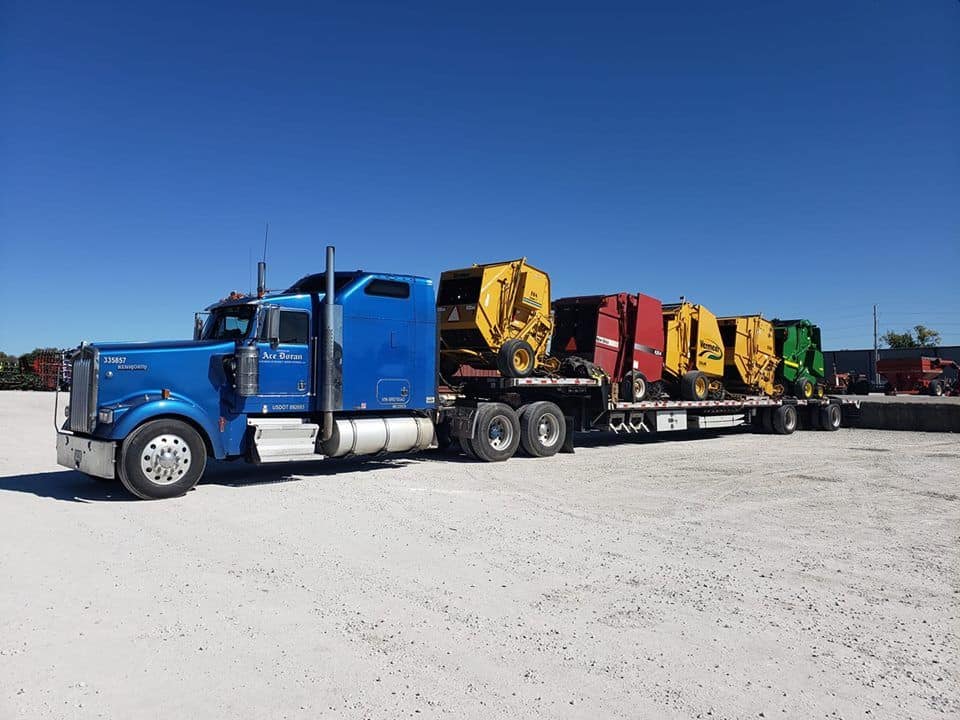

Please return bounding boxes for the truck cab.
[57,250,437,499]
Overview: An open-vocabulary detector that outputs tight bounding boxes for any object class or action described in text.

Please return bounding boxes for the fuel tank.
[322,416,434,457]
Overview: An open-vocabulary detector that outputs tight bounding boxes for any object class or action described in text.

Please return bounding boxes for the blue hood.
[92,339,236,408]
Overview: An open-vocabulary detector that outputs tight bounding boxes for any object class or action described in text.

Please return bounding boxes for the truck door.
[254,308,311,411]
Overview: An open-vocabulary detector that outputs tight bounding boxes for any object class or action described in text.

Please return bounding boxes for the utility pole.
[873,304,878,384]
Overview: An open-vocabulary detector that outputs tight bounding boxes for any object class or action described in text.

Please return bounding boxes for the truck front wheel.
[119,419,207,500]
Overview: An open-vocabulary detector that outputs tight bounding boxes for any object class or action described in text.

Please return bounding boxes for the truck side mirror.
[265,306,281,347]
[193,313,204,341]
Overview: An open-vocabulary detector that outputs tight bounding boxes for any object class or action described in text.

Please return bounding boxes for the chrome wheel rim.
[140,433,191,485]
[487,415,514,451]
[537,413,560,447]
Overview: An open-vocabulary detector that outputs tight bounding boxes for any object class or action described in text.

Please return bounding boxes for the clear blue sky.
[2,0,958,355]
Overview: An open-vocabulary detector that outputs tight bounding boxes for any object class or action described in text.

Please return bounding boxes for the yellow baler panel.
[718,316,779,396]
[661,302,724,381]
[692,304,725,378]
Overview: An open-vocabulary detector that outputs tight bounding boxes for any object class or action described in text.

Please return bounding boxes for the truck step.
[248,418,324,463]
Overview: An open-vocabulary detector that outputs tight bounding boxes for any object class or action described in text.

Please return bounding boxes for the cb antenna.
[257,222,269,298]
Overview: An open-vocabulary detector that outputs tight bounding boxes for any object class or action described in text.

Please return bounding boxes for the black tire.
[771,405,798,435]
[680,371,709,401]
[459,436,478,459]
[929,380,943,397]
[519,401,565,458]
[469,402,521,462]
[497,339,535,378]
[620,371,648,402]
[794,377,814,399]
[819,403,842,431]
[118,419,207,500]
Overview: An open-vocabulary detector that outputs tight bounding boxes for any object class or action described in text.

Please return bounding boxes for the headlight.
[98,408,114,424]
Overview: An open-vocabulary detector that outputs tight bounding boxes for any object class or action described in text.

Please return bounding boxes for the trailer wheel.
[771,405,798,435]
[794,377,814,399]
[118,419,207,500]
[680,371,709,401]
[621,372,648,402]
[469,403,521,462]
[819,403,842,431]
[929,380,943,397]
[519,401,565,458]
[497,339,536,378]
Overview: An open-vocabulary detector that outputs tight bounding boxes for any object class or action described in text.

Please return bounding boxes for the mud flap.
[561,415,575,454]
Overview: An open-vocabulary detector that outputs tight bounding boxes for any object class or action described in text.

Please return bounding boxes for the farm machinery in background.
[878,356,959,396]
[0,350,70,391]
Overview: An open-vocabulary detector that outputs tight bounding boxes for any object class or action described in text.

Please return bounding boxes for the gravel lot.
[1,391,958,719]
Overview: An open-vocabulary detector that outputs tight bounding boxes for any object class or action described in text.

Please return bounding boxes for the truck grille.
[69,346,99,433]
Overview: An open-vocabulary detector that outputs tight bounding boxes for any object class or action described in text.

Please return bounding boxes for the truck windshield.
[201,305,257,340]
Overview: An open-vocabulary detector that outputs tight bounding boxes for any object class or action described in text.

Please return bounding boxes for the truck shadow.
[0,430,747,502]
[0,458,414,503]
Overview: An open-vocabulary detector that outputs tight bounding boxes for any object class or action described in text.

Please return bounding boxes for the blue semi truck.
[56,246,844,500]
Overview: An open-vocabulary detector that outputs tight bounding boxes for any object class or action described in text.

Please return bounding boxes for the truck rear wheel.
[680,371,709,401]
[519,401,565,457]
[819,403,842,431]
[459,436,478,459]
[771,405,798,435]
[497,339,535,378]
[118,419,207,500]
[469,403,521,462]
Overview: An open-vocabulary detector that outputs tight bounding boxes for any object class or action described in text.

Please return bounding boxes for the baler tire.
[929,380,943,397]
[519,401,565,458]
[118,419,206,500]
[794,378,814,399]
[621,372,648,402]
[680,371,709,401]
[469,403,521,462]
[498,339,536,378]
[819,404,842,431]
[771,405,798,435]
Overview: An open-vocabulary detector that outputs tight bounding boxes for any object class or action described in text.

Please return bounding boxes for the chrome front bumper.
[56,431,117,479]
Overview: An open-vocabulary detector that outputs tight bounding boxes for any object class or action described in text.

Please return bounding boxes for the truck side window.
[365,279,410,299]
[279,311,309,344]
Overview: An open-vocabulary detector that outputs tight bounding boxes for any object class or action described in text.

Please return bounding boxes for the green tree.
[880,330,917,349]
[914,325,941,348]
[880,326,941,349]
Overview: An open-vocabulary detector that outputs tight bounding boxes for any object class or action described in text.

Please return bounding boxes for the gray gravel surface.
[1,392,958,719]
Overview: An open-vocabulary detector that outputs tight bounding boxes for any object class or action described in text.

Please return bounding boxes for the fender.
[105,396,226,458]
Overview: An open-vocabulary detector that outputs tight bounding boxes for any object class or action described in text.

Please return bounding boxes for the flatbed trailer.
[441,376,855,461]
